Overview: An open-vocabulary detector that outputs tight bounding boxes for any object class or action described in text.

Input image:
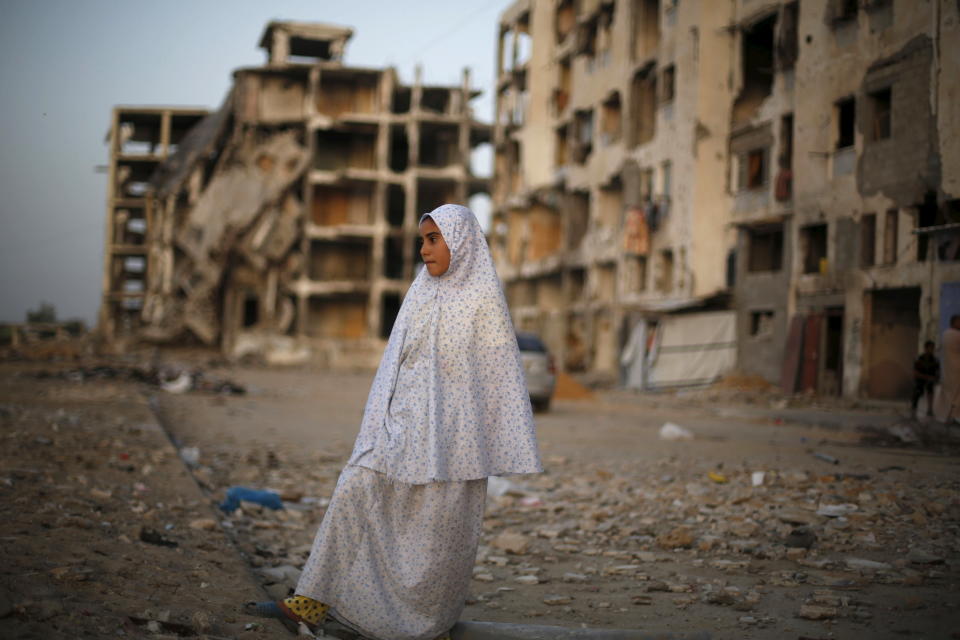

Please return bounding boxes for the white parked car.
[516,332,556,412]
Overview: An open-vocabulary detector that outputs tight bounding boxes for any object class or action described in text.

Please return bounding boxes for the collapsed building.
[98,21,491,365]
[492,0,960,398]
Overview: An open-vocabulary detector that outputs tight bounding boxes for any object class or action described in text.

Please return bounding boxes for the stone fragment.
[798,603,838,620]
[491,531,530,555]
[514,575,539,585]
[542,595,572,605]
[189,518,217,531]
[657,526,694,549]
[845,557,892,571]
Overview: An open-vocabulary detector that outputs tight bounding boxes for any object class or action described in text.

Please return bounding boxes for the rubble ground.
[3,358,959,639]
[150,363,960,640]
[0,362,270,639]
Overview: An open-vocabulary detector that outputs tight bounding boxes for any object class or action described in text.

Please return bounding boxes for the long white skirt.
[295,465,487,640]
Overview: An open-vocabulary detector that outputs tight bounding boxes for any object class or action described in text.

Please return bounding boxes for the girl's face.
[419,217,451,277]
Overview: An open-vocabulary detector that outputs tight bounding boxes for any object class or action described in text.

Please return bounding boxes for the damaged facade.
[99,21,491,364]
[492,0,960,398]
[491,0,738,385]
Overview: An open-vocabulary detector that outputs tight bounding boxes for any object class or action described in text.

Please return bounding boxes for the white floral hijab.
[348,204,543,483]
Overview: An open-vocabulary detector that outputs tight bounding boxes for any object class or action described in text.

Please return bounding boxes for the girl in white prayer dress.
[247,204,542,640]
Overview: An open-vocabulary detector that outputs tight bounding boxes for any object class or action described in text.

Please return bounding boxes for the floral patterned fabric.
[349,204,542,483]
[295,465,486,640]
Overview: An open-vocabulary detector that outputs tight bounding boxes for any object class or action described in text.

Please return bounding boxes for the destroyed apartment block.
[99,21,492,365]
[492,0,960,400]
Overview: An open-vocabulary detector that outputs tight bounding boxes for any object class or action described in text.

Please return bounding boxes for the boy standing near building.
[912,340,940,417]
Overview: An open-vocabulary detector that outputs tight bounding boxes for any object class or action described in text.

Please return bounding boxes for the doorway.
[866,288,921,398]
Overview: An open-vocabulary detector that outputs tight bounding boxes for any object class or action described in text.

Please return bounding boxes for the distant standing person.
[934,315,960,423]
[911,340,939,417]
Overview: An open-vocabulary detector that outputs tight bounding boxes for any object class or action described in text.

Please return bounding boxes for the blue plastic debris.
[219,486,284,513]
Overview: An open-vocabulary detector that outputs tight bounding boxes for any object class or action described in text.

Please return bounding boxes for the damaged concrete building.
[99,21,491,365]
[491,0,739,386]
[492,0,960,398]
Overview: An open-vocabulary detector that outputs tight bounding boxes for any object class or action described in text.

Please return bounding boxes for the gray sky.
[0,0,505,326]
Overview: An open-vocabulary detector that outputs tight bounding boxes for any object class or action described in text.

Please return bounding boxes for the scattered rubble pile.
[0,396,265,638]
[184,439,959,632]
[26,362,246,395]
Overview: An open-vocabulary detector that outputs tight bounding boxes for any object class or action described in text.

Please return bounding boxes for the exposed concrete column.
[270,29,290,65]
[160,111,171,158]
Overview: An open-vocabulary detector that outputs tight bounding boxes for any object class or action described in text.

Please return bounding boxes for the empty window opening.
[597,263,617,301]
[657,249,674,292]
[749,310,775,337]
[824,309,844,377]
[831,0,859,23]
[260,74,308,122]
[600,92,622,145]
[733,14,775,125]
[556,0,576,43]
[661,160,672,199]
[308,239,371,281]
[380,293,402,338]
[640,167,654,201]
[389,126,409,172]
[836,97,856,149]
[470,141,492,178]
[629,69,657,147]
[416,179,456,215]
[383,235,404,279]
[392,88,411,114]
[314,127,377,171]
[801,224,828,274]
[386,184,405,228]
[514,13,532,67]
[307,295,368,339]
[505,140,522,194]
[861,213,876,267]
[117,116,162,155]
[597,4,615,65]
[868,88,891,141]
[555,125,569,166]
[420,88,451,115]
[739,148,768,190]
[780,113,793,170]
[747,225,783,272]
[569,269,586,302]
[573,109,594,163]
[243,295,259,328]
[567,191,590,250]
[633,0,661,61]
[123,256,145,274]
[121,279,144,294]
[311,184,374,226]
[316,73,378,117]
[508,281,535,309]
[115,159,156,198]
[660,65,676,102]
[577,16,598,62]
[553,59,572,116]
[528,202,563,261]
[537,275,564,311]
[505,208,526,266]
[419,124,460,168]
[468,192,492,231]
[626,255,648,291]
[883,209,898,265]
[598,180,623,228]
